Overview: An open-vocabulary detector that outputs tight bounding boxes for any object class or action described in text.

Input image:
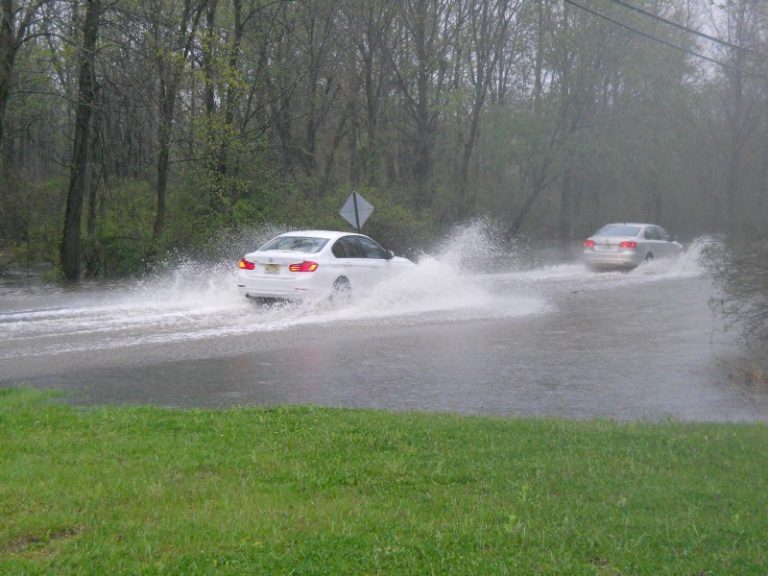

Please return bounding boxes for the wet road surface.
[1,241,766,421]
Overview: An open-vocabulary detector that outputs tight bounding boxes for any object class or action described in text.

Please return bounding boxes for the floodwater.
[1,228,766,421]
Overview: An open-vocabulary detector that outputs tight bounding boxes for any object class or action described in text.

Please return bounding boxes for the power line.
[563,0,767,80]
[605,0,766,58]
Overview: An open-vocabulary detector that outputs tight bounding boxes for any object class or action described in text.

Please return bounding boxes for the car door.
[655,226,678,257]
[355,236,392,286]
[643,226,662,258]
[331,235,370,287]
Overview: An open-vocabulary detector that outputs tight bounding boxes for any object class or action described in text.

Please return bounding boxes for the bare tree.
[717,0,765,232]
[60,0,101,280]
[390,0,464,210]
[203,0,261,205]
[707,233,768,347]
[340,0,395,187]
[0,0,51,146]
[146,0,205,238]
[456,0,520,218]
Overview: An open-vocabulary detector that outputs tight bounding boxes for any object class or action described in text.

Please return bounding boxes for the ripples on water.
[0,224,711,359]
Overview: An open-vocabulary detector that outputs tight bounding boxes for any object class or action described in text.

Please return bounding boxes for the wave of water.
[493,236,711,291]
[0,226,715,361]
[0,224,551,358]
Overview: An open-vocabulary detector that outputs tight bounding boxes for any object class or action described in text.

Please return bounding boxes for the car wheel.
[331,277,351,304]
[248,296,282,307]
[645,252,654,261]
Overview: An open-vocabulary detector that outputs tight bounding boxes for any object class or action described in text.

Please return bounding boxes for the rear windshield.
[594,225,641,237]
[259,236,329,253]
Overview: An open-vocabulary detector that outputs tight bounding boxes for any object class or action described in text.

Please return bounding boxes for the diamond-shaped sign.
[339,191,374,231]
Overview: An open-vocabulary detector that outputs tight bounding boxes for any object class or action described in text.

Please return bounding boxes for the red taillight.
[584,239,596,248]
[238,258,255,270]
[288,261,319,272]
[619,241,638,249]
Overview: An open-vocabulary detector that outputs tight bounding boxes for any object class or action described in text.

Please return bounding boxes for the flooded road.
[1,237,766,421]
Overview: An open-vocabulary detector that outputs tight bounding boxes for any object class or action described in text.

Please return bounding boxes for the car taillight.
[238,258,255,270]
[289,261,319,272]
[619,241,638,249]
[584,239,596,248]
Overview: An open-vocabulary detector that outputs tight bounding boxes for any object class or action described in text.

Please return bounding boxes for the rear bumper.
[237,271,326,300]
[238,286,309,301]
[238,283,318,301]
[582,250,643,269]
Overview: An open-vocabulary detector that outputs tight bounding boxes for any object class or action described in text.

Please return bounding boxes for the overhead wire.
[563,0,768,80]
[604,0,766,58]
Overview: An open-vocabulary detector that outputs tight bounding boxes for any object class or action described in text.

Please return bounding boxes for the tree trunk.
[724,0,748,233]
[0,0,48,147]
[153,77,175,239]
[558,167,575,250]
[86,108,102,239]
[725,69,744,232]
[203,0,218,117]
[214,0,245,183]
[363,46,379,187]
[458,102,482,218]
[0,0,21,145]
[60,0,101,280]
[506,166,550,239]
[152,0,205,239]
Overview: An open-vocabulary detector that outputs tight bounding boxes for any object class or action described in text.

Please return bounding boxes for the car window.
[331,239,347,258]
[356,237,388,259]
[333,236,363,258]
[260,236,328,253]
[657,227,670,241]
[596,225,641,237]
[644,227,660,240]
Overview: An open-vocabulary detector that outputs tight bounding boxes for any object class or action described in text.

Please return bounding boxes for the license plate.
[264,264,280,274]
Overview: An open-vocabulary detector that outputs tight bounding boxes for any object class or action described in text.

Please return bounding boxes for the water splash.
[0,223,550,358]
[493,236,711,288]
[430,219,530,272]
[622,236,712,280]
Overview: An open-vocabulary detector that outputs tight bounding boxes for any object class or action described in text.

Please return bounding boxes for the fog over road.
[2,235,766,421]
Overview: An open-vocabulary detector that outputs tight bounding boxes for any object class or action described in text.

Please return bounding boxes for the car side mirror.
[385,249,394,260]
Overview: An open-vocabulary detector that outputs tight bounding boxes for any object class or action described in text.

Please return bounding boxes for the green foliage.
[0,176,65,275]
[294,186,436,257]
[2,388,768,574]
[706,232,768,349]
[80,180,156,277]
[1,0,767,284]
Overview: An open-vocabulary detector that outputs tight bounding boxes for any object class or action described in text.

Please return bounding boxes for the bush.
[81,180,156,277]
[706,234,768,348]
[313,187,436,258]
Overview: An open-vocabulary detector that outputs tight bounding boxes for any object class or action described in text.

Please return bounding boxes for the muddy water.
[1,238,765,421]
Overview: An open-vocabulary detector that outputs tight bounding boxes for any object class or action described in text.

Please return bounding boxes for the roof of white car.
[279,230,364,240]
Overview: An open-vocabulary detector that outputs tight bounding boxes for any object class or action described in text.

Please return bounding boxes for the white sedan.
[237,230,413,301]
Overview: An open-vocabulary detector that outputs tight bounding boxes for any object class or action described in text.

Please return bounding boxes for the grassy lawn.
[1,388,766,575]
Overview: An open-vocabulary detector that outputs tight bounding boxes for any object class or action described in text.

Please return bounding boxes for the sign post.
[339,191,374,232]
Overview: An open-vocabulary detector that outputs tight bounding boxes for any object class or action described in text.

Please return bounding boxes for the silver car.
[582,223,682,270]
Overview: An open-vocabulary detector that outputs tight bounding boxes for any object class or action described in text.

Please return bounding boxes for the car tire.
[248,296,282,307]
[331,277,351,304]
[645,252,654,261]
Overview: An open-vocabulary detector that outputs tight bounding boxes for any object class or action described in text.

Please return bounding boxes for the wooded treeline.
[0,0,767,279]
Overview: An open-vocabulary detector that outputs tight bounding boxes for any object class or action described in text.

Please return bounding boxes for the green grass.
[1,388,766,575]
